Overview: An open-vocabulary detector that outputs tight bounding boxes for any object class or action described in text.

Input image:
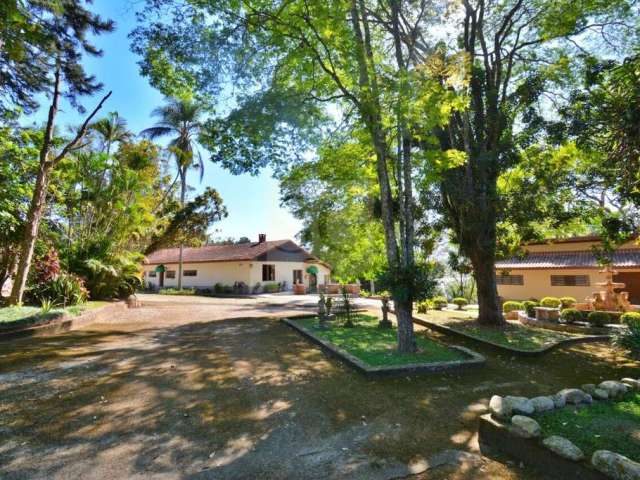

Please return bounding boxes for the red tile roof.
[495,249,640,270]
[144,240,318,265]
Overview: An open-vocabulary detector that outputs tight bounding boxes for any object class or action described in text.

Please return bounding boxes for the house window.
[148,271,157,278]
[183,270,198,277]
[551,275,590,287]
[166,270,176,279]
[293,269,303,284]
[262,264,275,281]
[496,274,524,285]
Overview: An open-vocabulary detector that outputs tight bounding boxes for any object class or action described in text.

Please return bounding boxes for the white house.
[142,235,331,292]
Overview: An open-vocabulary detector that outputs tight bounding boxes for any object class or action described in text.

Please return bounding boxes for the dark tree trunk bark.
[177,169,186,290]
[470,248,504,326]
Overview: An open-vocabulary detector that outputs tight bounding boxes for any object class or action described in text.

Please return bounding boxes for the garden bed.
[413,310,609,355]
[518,312,623,336]
[283,314,485,377]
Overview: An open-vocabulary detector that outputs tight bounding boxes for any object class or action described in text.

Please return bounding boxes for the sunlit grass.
[0,301,110,328]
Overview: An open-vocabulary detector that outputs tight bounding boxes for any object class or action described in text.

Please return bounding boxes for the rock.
[581,384,597,395]
[594,388,609,400]
[543,436,585,461]
[557,388,591,405]
[505,396,535,415]
[530,396,555,413]
[598,381,629,398]
[489,395,511,420]
[622,378,640,390]
[592,450,640,480]
[510,415,541,438]
[551,393,566,409]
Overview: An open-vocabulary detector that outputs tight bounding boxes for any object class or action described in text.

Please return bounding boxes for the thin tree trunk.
[177,168,186,290]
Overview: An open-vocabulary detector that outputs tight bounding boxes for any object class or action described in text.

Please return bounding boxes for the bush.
[587,311,611,327]
[540,297,561,308]
[560,296,577,309]
[431,296,448,310]
[214,283,224,294]
[502,301,524,313]
[263,283,279,293]
[360,290,371,298]
[560,308,583,324]
[452,297,468,310]
[83,254,142,299]
[523,300,538,318]
[34,272,88,306]
[613,317,640,355]
[416,299,433,313]
[620,312,640,326]
[223,284,233,294]
[158,288,196,296]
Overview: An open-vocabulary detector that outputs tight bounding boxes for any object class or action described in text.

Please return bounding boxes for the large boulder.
[598,381,629,398]
[592,450,640,480]
[504,396,535,415]
[593,388,609,400]
[510,415,541,439]
[551,393,566,409]
[543,436,585,461]
[621,378,640,391]
[557,388,592,405]
[530,396,555,413]
[489,395,511,420]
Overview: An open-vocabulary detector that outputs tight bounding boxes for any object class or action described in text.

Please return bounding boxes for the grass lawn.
[0,301,110,330]
[416,309,580,351]
[291,314,466,366]
[536,392,640,462]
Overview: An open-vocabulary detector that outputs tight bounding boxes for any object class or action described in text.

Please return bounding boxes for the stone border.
[0,302,127,341]
[482,378,640,480]
[282,317,485,378]
[411,315,610,356]
[518,311,623,336]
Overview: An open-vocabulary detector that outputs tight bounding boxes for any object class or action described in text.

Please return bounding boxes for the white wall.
[248,261,332,289]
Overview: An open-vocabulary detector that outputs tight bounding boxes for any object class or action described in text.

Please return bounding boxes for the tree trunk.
[471,250,504,326]
[9,162,52,305]
[395,297,416,352]
[177,169,186,290]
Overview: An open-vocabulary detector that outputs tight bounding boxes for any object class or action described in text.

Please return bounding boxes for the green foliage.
[39,298,53,314]
[378,261,443,303]
[33,272,88,307]
[614,317,640,356]
[431,296,448,310]
[262,283,280,293]
[416,300,433,314]
[82,254,143,299]
[158,288,196,296]
[523,300,539,318]
[560,297,577,309]
[452,297,468,310]
[587,311,611,327]
[540,297,562,308]
[503,301,524,313]
[560,308,583,324]
[621,312,640,326]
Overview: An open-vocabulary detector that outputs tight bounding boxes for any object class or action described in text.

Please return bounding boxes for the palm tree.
[141,97,205,289]
[91,111,132,154]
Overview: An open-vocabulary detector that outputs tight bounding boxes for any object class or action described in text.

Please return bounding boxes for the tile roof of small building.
[144,240,319,265]
[495,249,640,270]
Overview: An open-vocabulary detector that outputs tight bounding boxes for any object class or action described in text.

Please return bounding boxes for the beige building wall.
[248,261,332,288]
[497,267,640,301]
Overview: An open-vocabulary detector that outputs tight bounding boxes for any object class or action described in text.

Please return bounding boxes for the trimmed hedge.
[587,311,611,327]
[540,297,561,308]
[503,301,524,313]
[452,297,468,310]
[559,296,577,309]
[560,308,583,324]
[431,296,448,310]
[416,299,433,314]
[523,300,538,318]
[621,312,640,326]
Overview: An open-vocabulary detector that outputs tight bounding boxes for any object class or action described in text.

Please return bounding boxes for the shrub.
[560,296,577,309]
[158,288,196,296]
[416,300,433,314]
[360,290,371,298]
[587,311,611,327]
[36,272,88,306]
[613,318,640,355]
[214,283,224,294]
[523,300,538,318]
[560,308,583,324]
[223,285,233,294]
[540,297,561,308]
[452,297,468,310]
[620,312,640,326]
[263,283,279,293]
[502,301,524,313]
[431,296,448,310]
[83,255,142,299]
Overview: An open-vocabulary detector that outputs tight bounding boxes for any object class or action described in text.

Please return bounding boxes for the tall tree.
[141,97,206,289]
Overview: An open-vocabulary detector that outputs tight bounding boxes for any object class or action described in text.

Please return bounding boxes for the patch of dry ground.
[0,295,638,479]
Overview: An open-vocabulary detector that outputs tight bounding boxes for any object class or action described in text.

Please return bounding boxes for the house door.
[159,271,165,288]
[309,273,317,293]
[614,272,640,304]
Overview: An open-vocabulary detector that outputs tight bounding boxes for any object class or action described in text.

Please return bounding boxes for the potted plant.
[293,281,306,295]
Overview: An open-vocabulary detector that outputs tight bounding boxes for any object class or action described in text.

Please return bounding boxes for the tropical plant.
[40,298,53,314]
[560,308,583,324]
[83,254,143,299]
[142,97,206,289]
[540,297,562,308]
[502,301,524,313]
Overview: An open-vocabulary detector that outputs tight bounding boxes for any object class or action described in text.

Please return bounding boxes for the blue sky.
[26,0,303,243]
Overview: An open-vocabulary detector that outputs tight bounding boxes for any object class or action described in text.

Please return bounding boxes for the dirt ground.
[1,295,638,479]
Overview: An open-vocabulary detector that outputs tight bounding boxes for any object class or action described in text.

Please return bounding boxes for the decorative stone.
[557,388,591,405]
[489,395,511,420]
[598,381,629,398]
[592,450,640,480]
[581,384,597,395]
[510,415,541,438]
[530,396,555,413]
[551,393,566,409]
[504,396,535,415]
[543,436,585,461]
[622,378,640,390]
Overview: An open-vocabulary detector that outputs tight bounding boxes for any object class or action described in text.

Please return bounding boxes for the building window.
[496,274,524,285]
[551,275,590,287]
[166,270,176,279]
[262,264,275,281]
[183,270,198,277]
[148,271,157,278]
[293,269,303,284]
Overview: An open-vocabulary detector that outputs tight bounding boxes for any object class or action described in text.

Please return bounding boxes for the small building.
[142,234,331,292]
[495,235,640,303]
